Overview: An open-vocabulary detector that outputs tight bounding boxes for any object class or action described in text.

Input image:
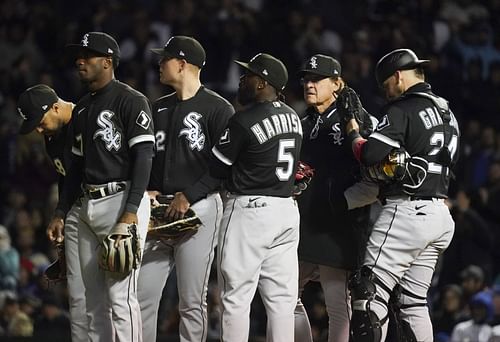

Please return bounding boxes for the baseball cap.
[66,32,121,59]
[299,54,341,78]
[17,84,58,135]
[235,53,288,91]
[151,36,206,68]
[375,48,429,86]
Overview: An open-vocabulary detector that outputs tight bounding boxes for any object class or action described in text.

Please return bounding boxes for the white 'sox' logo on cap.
[82,33,89,47]
[309,57,318,69]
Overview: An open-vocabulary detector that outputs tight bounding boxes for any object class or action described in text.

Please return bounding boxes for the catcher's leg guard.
[387,284,422,342]
[349,266,391,342]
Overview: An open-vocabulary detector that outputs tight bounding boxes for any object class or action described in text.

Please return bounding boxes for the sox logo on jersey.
[94,110,121,151]
[329,122,344,145]
[179,112,205,151]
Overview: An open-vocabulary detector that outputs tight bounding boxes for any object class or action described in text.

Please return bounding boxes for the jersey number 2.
[276,139,295,181]
[428,132,458,175]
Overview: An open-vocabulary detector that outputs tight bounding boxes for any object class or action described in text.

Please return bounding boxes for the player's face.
[158,57,182,85]
[35,106,61,136]
[237,72,259,106]
[75,50,110,84]
[382,72,404,100]
[302,74,337,107]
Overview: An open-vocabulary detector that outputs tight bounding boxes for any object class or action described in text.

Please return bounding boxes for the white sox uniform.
[57,79,155,342]
[139,86,234,342]
[44,123,88,342]
[349,80,460,341]
[211,98,303,342]
[17,84,88,342]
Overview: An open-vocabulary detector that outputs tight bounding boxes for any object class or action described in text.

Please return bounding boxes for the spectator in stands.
[450,290,494,342]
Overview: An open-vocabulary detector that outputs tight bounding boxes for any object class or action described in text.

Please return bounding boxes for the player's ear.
[257,79,267,90]
[103,56,113,69]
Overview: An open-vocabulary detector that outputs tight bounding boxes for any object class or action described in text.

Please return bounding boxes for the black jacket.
[297,103,372,269]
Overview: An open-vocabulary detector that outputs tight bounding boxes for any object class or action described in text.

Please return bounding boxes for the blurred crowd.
[1,0,500,340]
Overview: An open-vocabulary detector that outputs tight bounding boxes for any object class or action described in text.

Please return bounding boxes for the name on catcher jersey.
[212,100,303,197]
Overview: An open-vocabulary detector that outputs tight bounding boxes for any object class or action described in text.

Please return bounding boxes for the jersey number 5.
[428,132,458,175]
[276,139,295,181]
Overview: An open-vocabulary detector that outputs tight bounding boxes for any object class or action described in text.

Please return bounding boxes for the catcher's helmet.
[375,49,429,87]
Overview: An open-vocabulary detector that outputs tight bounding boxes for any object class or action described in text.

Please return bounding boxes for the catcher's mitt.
[99,223,141,274]
[44,242,66,283]
[336,86,364,124]
[148,199,202,241]
[293,161,315,196]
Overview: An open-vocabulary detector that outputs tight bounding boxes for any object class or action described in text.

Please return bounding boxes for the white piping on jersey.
[326,107,336,119]
[212,146,233,166]
[369,132,401,148]
[77,107,86,114]
[72,146,83,156]
[128,134,155,148]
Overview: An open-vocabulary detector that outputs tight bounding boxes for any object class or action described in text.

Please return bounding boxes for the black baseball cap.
[151,36,206,68]
[17,84,58,135]
[299,54,341,78]
[375,48,429,86]
[235,53,288,91]
[66,32,121,59]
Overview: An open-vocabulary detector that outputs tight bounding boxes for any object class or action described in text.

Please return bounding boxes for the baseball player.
[56,32,155,342]
[138,36,234,342]
[294,54,378,342]
[345,48,460,341]
[17,84,89,342]
[210,53,302,342]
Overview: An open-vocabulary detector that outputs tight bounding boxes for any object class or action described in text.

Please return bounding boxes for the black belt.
[381,195,440,205]
[85,182,127,200]
[410,196,436,201]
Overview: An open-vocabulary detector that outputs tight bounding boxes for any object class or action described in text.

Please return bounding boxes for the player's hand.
[345,118,360,135]
[148,190,161,207]
[47,215,65,244]
[165,192,190,221]
[114,212,138,248]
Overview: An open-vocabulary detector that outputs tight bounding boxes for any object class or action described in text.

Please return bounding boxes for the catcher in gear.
[345,48,459,342]
[148,195,203,240]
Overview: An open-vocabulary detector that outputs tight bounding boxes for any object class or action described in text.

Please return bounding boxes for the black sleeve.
[360,138,394,166]
[125,142,154,213]
[209,152,231,179]
[183,174,222,203]
[55,156,84,217]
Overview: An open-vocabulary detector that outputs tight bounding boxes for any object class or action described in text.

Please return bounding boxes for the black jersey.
[212,100,303,197]
[365,82,460,198]
[71,80,155,184]
[44,120,74,198]
[148,86,234,200]
[298,103,372,269]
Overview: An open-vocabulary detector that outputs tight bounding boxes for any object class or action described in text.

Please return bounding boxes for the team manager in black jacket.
[294,54,378,342]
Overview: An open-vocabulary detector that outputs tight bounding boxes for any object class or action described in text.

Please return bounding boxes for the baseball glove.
[363,148,409,183]
[148,203,202,240]
[44,242,66,283]
[99,223,141,274]
[336,86,365,125]
[293,161,315,196]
